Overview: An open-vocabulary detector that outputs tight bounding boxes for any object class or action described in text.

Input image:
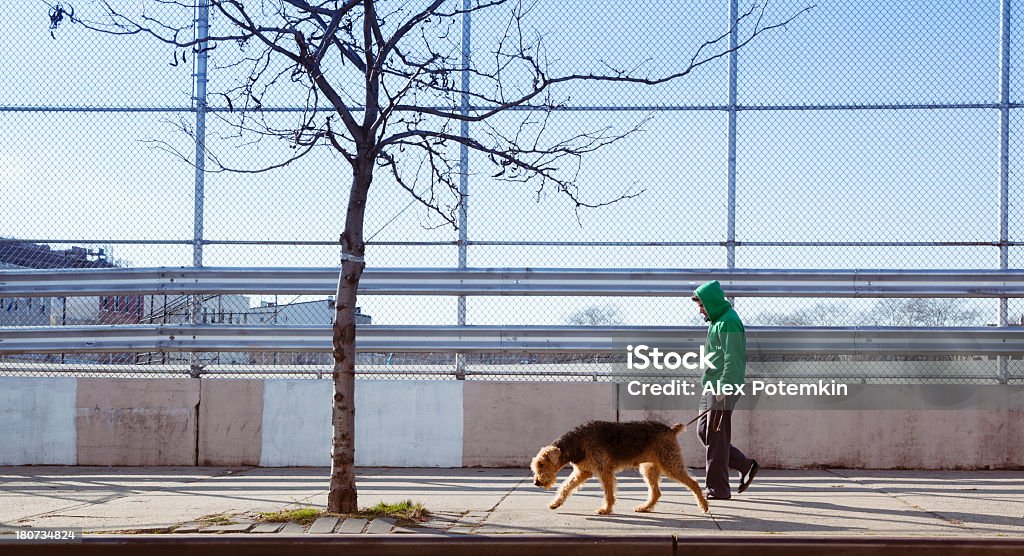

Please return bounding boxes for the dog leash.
[684,396,724,428]
[713,403,725,433]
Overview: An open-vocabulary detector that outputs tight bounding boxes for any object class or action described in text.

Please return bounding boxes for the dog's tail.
[671,423,685,435]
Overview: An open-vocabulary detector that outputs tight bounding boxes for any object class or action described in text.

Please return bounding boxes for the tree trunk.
[327,154,372,513]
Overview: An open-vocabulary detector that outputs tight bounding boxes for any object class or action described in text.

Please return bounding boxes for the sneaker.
[703,488,731,500]
[738,460,759,494]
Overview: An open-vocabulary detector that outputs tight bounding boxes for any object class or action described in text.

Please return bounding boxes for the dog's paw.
[633,504,653,513]
[699,501,709,513]
[548,500,564,510]
[595,507,612,515]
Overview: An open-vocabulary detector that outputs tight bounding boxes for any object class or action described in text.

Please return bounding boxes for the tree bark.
[327,152,372,513]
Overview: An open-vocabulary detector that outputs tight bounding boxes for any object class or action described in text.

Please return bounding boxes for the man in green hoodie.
[691,280,758,500]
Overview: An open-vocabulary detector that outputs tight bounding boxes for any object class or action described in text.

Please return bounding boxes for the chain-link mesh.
[741,0,1000,106]
[0,1,1020,382]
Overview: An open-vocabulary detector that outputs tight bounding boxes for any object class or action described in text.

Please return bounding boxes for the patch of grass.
[357,500,430,523]
[255,500,430,528]
[196,513,237,526]
[257,507,327,526]
[86,527,173,535]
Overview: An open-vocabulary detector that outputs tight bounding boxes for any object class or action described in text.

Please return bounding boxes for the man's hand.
[715,393,725,402]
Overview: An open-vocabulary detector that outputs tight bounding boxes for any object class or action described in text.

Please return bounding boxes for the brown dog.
[530,420,708,515]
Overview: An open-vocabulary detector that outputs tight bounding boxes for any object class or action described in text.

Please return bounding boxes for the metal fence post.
[998,0,1011,384]
[726,0,739,272]
[190,0,210,379]
[455,0,471,380]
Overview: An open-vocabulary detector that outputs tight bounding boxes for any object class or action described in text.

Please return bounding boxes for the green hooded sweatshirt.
[693,280,746,387]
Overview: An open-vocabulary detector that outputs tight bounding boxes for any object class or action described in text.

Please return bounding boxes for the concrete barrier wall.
[76,378,199,466]
[462,382,616,467]
[199,379,263,466]
[0,378,77,465]
[355,381,463,467]
[1,378,1020,468]
[733,409,1024,469]
[623,408,1024,470]
[259,379,464,467]
[259,380,332,467]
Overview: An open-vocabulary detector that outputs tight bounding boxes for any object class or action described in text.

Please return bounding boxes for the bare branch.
[284,0,368,70]
[379,150,458,227]
[379,118,648,224]
[58,0,812,214]
[388,2,816,123]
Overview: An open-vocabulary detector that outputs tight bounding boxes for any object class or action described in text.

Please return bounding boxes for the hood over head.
[692,280,732,322]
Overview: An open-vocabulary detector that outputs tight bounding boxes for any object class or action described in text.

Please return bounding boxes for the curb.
[3,535,1024,556]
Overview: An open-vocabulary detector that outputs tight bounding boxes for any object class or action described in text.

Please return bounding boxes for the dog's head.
[530,445,563,489]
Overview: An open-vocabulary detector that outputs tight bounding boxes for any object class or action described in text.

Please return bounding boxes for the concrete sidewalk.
[1,467,1023,537]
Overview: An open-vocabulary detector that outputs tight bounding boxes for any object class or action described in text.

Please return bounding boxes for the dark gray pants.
[697,392,753,498]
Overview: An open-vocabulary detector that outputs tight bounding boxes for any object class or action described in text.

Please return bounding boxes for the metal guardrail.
[2,268,1020,373]
[1,325,1021,356]
[2,267,1024,297]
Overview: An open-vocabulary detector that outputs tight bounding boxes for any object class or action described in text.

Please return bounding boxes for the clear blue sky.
[0,1,1018,326]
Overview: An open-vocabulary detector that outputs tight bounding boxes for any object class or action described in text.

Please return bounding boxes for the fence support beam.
[726,0,740,271]
[455,0,472,380]
[998,0,1012,384]
[190,1,210,379]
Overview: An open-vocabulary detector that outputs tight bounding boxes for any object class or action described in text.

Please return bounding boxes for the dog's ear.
[545,446,560,464]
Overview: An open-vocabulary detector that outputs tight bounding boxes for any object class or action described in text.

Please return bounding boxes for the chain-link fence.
[1,1,1023,382]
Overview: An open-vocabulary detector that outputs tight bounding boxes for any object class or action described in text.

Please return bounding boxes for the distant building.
[2,240,372,367]
[0,296,50,326]
[246,299,371,366]
[146,295,369,327]
[0,241,141,328]
[0,241,144,363]
[248,299,370,326]
[0,241,112,269]
[149,295,374,366]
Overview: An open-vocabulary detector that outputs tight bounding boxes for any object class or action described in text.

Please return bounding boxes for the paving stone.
[172,523,204,534]
[336,517,368,534]
[447,526,476,535]
[119,525,174,534]
[420,513,461,531]
[307,517,340,534]
[365,518,395,534]
[250,523,283,533]
[278,522,307,535]
[201,523,253,533]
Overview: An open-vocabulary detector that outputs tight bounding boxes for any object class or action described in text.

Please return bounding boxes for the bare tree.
[754,301,854,326]
[862,298,983,327]
[753,299,983,327]
[567,304,624,326]
[50,0,812,512]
